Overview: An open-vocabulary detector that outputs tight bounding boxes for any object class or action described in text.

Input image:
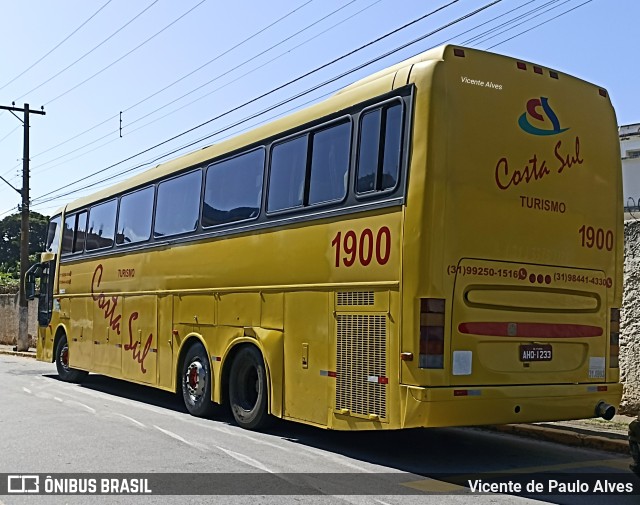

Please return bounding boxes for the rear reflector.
[419,298,445,369]
[610,308,620,368]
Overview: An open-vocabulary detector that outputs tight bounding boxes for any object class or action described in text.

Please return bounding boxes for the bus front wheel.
[229,346,270,430]
[55,335,88,383]
[181,342,216,417]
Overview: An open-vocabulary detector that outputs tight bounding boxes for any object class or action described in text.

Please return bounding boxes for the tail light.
[610,308,620,368]
[419,298,445,369]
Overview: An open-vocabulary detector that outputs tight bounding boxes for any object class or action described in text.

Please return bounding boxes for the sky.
[0,0,637,219]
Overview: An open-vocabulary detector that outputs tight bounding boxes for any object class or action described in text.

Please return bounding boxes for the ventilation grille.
[336,314,387,419]
[337,291,374,307]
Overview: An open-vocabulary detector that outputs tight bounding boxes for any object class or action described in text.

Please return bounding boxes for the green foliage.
[0,211,49,280]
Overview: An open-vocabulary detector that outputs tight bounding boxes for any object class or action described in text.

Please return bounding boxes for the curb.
[0,349,36,359]
[486,423,630,455]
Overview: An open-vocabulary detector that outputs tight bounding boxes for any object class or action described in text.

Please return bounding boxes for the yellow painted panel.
[122,296,157,385]
[260,292,283,330]
[218,292,260,327]
[283,292,330,425]
[174,294,215,326]
[157,294,174,390]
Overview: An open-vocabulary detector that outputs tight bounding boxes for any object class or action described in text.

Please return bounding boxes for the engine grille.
[335,314,387,419]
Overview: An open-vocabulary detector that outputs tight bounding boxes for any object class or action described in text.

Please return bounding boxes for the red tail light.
[419,298,445,369]
[610,308,620,368]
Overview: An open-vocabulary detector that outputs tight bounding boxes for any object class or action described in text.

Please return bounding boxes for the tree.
[0,211,49,278]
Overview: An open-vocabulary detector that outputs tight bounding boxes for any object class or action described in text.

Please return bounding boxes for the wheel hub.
[185,361,205,400]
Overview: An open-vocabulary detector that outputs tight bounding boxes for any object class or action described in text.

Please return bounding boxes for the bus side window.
[117,186,154,245]
[356,102,403,194]
[154,170,202,237]
[308,121,350,206]
[61,214,75,255]
[85,199,117,251]
[203,149,264,228]
[267,135,307,213]
[74,211,87,253]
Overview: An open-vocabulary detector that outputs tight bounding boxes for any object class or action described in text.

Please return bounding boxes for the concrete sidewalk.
[0,343,36,358]
[0,343,635,457]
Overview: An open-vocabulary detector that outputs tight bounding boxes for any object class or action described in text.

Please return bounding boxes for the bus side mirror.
[24,263,42,301]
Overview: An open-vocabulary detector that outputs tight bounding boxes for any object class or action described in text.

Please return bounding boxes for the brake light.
[419,298,445,369]
[610,308,620,368]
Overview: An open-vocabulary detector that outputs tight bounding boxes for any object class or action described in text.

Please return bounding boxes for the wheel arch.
[51,324,69,363]
[220,328,283,418]
[174,333,209,395]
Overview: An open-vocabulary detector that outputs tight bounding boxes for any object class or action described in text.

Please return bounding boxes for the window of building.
[117,186,154,245]
[86,200,117,251]
[628,149,640,159]
[154,170,202,237]
[203,149,264,228]
[356,101,403,194]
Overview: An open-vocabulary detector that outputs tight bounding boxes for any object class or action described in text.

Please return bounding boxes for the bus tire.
[55,334,88,383]
[181,342,216,417]
[229,346,270,430]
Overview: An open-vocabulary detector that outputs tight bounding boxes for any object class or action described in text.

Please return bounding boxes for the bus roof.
[59,44,606,215]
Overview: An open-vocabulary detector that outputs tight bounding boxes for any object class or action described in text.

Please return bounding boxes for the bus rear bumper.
[401,382,623,428]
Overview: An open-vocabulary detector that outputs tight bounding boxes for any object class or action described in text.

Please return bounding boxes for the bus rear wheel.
[181,342,216,417]
[229,346,270,430]
[55,335,88,383]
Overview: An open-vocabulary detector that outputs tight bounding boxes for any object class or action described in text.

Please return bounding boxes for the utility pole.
[0,103,45,351]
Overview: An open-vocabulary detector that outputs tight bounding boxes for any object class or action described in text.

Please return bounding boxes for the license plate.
[520,344,552,362]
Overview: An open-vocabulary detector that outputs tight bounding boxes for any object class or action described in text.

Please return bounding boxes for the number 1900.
[578,225,613,251]
[331,227,391,267]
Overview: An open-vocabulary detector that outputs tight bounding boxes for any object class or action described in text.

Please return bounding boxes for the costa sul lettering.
[91,264,152,373]
[92,265,121,334]
[495,136,583,190]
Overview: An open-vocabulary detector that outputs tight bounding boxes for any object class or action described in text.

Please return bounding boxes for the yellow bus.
[27,45,623,431]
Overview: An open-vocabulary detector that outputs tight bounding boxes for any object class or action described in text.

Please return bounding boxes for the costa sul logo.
[518,97,568,136]
[91,264,152,373]
[494,97,582,191]
[495,136,583,191]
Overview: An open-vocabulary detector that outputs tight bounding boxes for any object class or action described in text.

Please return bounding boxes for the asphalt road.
[0,355,636,505]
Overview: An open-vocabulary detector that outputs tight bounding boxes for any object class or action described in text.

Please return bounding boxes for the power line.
[26,0,331,165]
[121,0,379,133]
[29,0,432,174]
[469,0,570,47]
[462,0,560,46]
[43,0,209,105]
[486,0,593,49]
[0,125,21,147]
[14,0,160,102]
[122,0,318,114]
[0,0,113,91]
[31,0,495,204]
[28,0,329,172]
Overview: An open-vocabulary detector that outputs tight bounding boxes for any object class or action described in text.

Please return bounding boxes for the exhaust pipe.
[595,401,615,421]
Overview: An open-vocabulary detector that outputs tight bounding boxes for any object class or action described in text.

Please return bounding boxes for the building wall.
[622,220,640,414]
[621,124,640,211]
[0,294,38,347]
